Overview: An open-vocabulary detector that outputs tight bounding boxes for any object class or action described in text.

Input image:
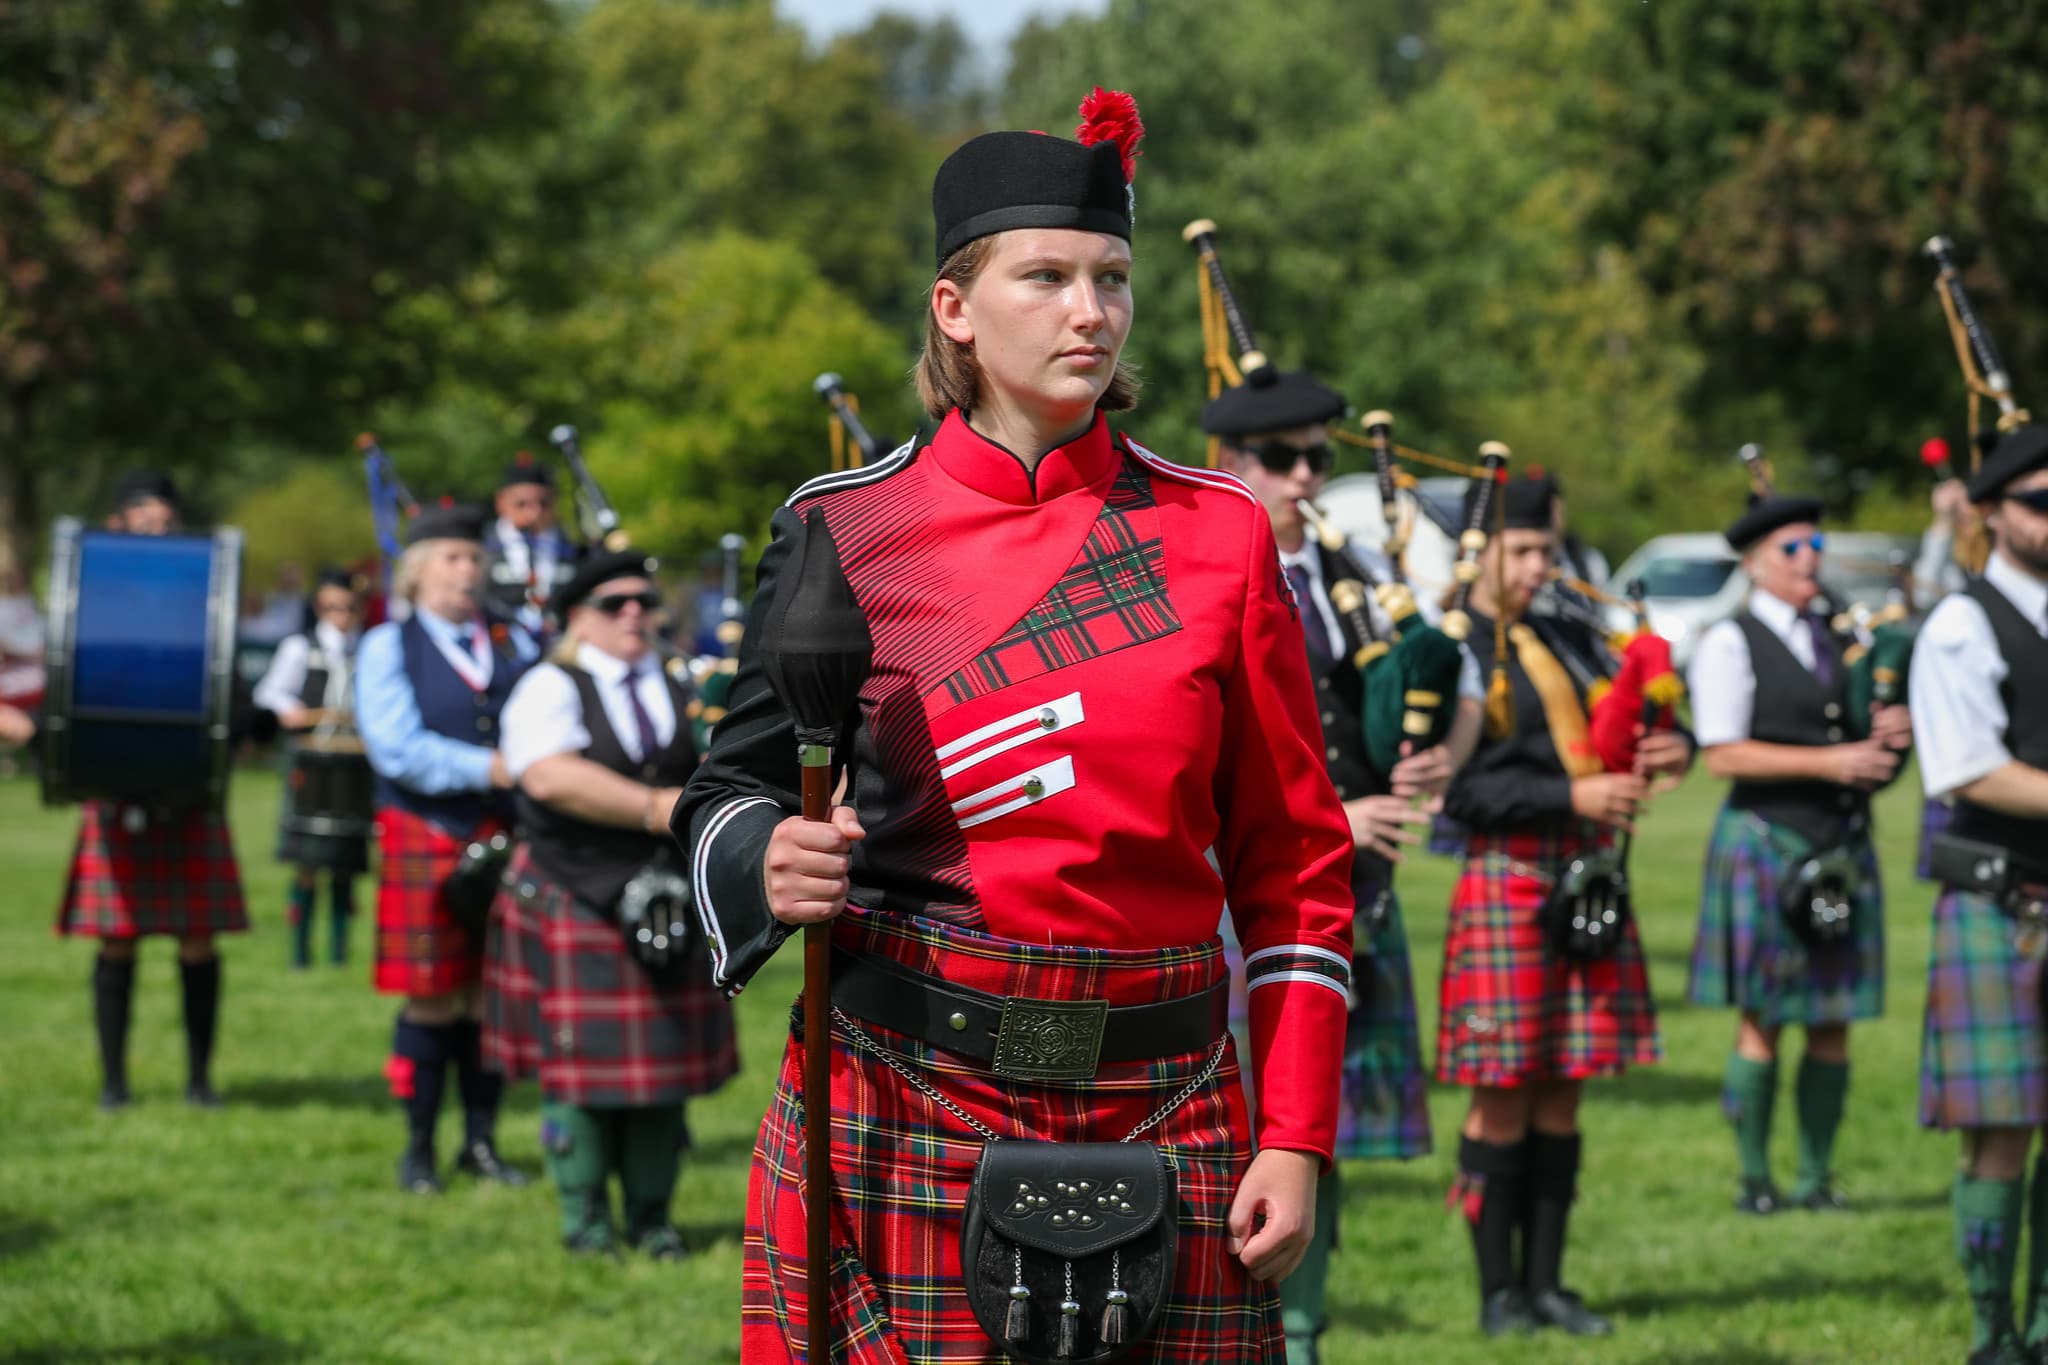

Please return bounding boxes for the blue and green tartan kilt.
[1686,805,1885,1027]
[1920,889,2048,1131]
[1223,875,1430,1161]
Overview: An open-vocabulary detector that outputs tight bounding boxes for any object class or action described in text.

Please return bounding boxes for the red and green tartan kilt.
[481,845,738,1107]
[56,802,248,939]
[741,909,1281,1364]
[1435,831,1661,1088]
[371,807,500,997]
[1920,889,2048,1131]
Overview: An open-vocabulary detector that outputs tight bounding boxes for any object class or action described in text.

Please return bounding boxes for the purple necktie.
[1284,563,1333,671]
[1802,615,1835,686]
[623,673,660,762]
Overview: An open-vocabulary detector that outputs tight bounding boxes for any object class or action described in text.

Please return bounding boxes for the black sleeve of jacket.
[673,506,804,996]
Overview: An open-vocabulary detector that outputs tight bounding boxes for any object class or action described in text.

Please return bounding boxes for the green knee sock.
[1791,1056,1850,1199]
[288,882,315,969]
[618,1104,686,1243]
[1279,1166,1341,1364]
[541,1101,615,1246]
[2025,1157,2048,1345]
[1958,1174,2024,1350]
[1722,1054,1777,1183]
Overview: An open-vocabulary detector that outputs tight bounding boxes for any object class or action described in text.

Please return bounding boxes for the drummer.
[355,500,536,1194]
[57,470,249,1111]
[254,567,370,969]
[484,548,738,1257]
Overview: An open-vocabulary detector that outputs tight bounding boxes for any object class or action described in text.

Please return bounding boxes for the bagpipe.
[1738,442,1911,739]
[815,372,891,471]
[1924,234,2032,575]
[548,423,632,553]
[1534,571,1685,773]
[1182,218,1469,769]
[358,432,418,607]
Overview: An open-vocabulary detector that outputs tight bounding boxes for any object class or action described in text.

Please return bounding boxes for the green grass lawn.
[0,764,1968,1363]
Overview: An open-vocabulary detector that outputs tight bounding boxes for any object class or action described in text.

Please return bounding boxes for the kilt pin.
[57,802,249,939]
[681,414,1356,1362]
[1686,805,1885,1028]
[483,845,738,1107]
[372,806,502,997]
[1435,831,1660,1089]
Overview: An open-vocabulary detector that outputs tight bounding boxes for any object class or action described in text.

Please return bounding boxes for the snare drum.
[283,731,376,839]
[40,518,242,808]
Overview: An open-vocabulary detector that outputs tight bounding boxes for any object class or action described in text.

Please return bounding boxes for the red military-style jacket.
[678,408,1356,1159]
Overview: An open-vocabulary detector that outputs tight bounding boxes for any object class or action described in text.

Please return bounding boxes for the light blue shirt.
[352,606,535,796]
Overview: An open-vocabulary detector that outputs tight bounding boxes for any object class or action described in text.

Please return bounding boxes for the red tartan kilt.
[372,807,499,997]
[481,846,738,1106]
[740,910,1281,1364]
[56,803,248,939]
[1435,831,1660,1089]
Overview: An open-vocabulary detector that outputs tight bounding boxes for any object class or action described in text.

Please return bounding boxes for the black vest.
[376,616,525,835]
[1301,546,1393,890]
[1950,577,2048,851]
[298,638,353,710]
[519,663,699,907]
[1724,610,1866,847]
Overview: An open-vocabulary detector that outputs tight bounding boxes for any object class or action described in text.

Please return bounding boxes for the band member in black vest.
[58,471,249,1109]
[1205,368,1484,1363]
[484,549,739,1256]
[1913,425,2048,1363]
[254,567,369,967]
[1439,474,1682,1338]
[355,500,536,1193]
[483,454,582,640]
[1686,492,1911,1215]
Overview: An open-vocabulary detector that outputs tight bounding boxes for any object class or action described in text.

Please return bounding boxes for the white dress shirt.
[253,621,361,716]
[1912,551,2048,799]
[1688,588,1819,749]
[500,642,679,780]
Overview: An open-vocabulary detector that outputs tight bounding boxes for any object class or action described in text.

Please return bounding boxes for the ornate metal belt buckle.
[991,996,1109,1082]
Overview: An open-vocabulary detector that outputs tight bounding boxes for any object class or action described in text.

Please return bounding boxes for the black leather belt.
[829,949,1230,1083]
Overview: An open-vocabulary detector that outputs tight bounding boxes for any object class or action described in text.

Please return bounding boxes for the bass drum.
[40,517,242,808]
[1315,473,1460,612]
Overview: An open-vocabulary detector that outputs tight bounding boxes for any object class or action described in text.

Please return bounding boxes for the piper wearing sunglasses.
[1206,367,1486,1359]
[1685,489,1910,1220]
[1911,425,2048,1362]
[486,549,736,1259]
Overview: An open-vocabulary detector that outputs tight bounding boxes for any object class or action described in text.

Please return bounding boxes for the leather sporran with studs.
[960,1141,1177,1364]
[1539,847,1630,961]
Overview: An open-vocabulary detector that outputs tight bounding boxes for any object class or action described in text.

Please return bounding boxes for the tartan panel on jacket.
[1920,888,2048,1131]
[739,909,1281,1363]
[939,463,1182,706]
[482,846,738,1106]
[371,807,497,997]
[1686,804,1885,1027]
[57,802,248,939]
[1435,831,1660,1088]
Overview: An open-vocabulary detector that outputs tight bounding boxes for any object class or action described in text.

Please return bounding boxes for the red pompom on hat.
[1920,437,1951,469]
[1074,87,1144,182]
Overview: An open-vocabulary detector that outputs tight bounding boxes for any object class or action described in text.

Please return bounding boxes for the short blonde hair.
[546,624,582,667]
[390,542,434,603]
[915,234,1141,421]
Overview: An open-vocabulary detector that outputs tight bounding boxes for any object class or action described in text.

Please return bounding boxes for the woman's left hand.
[1388,741,1455,799]
[1227,1147,1320,1282]
[1870,703,1913,752]
[1633,726,1694,782]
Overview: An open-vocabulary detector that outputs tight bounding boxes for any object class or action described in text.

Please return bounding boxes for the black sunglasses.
[590,590,660,616]
[2004,488,2048,515]
[1248,441,1334,476]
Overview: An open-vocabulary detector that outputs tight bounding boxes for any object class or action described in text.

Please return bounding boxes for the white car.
[1608,531,1918,669]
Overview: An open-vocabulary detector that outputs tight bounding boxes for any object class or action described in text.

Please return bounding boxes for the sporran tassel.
[1006,1245,1032,1343]
[1057,1260,1081,1358]
[1100,1251,1129,1345]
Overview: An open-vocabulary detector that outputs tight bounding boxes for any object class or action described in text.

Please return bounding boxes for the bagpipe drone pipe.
[1923,234,2034,576]
[1181,217,1469,768]
[1533,573,1685,774]
[1737,442,1912,741]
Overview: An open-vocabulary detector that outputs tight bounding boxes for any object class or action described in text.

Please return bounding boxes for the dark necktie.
[1801,615,1835,686]
[1284,562,1333,671]
[623,671,660,762]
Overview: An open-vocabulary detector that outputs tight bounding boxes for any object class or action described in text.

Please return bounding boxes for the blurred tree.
[226,459,378,592]
[0,0,572,563]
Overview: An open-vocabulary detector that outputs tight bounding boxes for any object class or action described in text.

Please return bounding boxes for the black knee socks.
[1522,1130,1582,1294]
[449,1018,502,1148]
[1457,1135,1527,1300]
[178,957,221,1094]
[92,954,136,1097]
[391,1016,455,1159]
